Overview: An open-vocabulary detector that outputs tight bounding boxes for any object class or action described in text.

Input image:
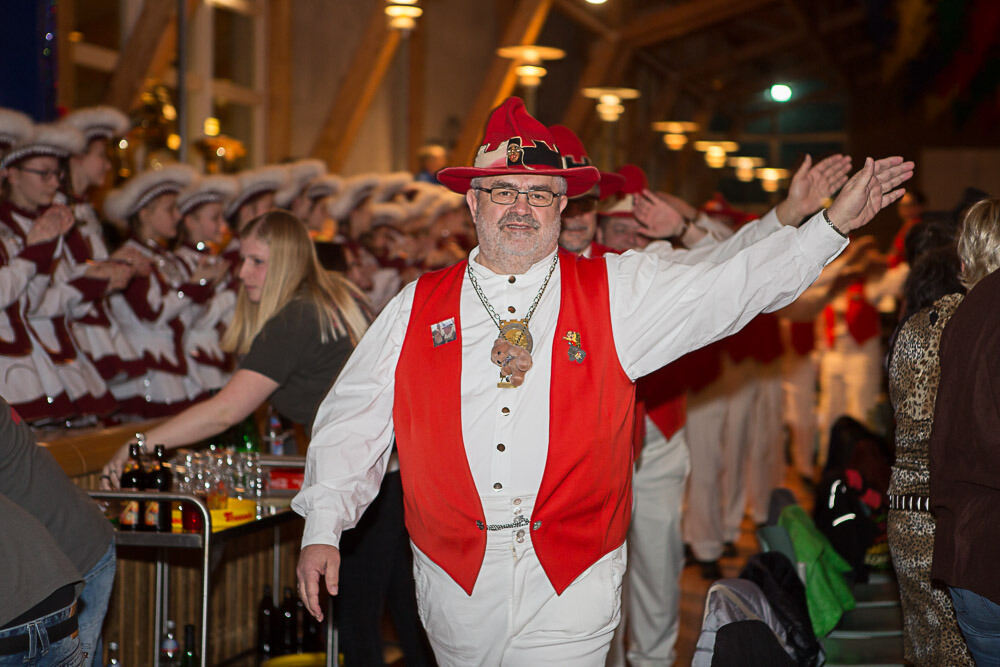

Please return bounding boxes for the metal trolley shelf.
[89,455,307,667]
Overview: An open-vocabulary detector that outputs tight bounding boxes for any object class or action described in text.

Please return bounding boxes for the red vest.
[393,251,636,595]
[823,280,880,347]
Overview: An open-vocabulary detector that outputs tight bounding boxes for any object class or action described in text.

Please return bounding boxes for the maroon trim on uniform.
[68,275,108,303]
[11,392,75,423]
[0,200,38,229]
[26,317,78,364]
[178,281,214,304]
[62,226,93,264]
[189,348,230,370]
[16,239,59,274]
[71,390,116,417]
[121,274,160,321]
[139,317,189,376]
[76,298,112,327]
[117,395,195,419]
[0,243,35,357]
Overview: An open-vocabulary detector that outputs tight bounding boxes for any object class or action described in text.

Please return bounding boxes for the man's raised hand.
[826,156,914,235]
[776,153,852,225]
[633,189,688,239]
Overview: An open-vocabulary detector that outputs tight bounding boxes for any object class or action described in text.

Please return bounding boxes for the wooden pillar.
[407,21,426,173]
[104,1,177,111]
[310,4,402,171]
[266,0,293,163]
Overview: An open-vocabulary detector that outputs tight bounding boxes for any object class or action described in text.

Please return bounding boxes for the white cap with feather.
[104,164,197,224]
[370,171,413,204]
[424,190,467,225]
[369,202,410,229]
[177,174,239,217]
[61,106,130,144]
[274,158,327,209]
[223,165,289,220]
[325,173,380,221]
[0,108,33,153]
[1,123,85,170]
[304,174,344,201]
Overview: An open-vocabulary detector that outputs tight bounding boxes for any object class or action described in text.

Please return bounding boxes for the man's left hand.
[827,156,915,235]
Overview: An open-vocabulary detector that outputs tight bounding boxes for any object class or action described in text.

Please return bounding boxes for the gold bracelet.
[822,208,848,239]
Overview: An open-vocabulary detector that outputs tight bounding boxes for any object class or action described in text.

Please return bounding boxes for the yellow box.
[210,498,258,531]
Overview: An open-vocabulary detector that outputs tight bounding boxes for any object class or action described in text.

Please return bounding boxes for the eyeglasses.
[564,196,599,217]
[473,186,560,207]
[16,166,64,182]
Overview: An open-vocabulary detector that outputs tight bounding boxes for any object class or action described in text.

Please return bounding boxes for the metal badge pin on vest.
[563,331,586,363]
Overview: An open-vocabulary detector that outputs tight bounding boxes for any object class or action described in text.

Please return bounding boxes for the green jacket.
[779,504,855,636]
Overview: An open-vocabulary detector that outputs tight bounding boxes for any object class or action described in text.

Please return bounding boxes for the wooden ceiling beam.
[782,0,850,91]
[628,78,681,169]
[552,0,616,39]
[449,0,553,166]
[560,36,632,131]
[818,6,866,32]
[683,30,806,81]
[103,1,177,110]
[619,0,780,49]
[310,3,402,170]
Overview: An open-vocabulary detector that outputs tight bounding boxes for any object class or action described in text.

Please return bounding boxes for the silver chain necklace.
[466,252,559,354]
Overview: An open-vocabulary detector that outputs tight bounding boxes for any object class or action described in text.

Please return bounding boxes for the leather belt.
[0,615,78,655]
[888,493,931,512]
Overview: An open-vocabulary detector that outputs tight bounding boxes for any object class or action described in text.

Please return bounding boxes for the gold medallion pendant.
[498,319,533,354]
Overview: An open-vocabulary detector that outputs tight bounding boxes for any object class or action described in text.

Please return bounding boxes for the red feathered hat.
[437,97,599,197]
[547,125,625,200]
[601,164,649,217]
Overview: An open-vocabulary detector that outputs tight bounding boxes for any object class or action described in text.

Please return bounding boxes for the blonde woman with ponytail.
[101,210,371,484]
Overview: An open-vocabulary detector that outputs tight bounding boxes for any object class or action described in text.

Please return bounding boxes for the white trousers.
[782,350,819,478]
[607,421,690,667]
[743,361,784,526]
[412,495,626,666]
[816,337,883,467]
[683,379,731,562]
[720,358,758,544]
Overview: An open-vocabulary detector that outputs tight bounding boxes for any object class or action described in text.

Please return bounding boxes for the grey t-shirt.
[0,493,81,626]
[240,299,354,428]
[1,400,113,576]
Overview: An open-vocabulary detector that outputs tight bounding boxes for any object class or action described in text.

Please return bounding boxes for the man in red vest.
[293,96,913,665]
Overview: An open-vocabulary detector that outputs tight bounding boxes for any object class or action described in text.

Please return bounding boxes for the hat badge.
[506,139,524,165]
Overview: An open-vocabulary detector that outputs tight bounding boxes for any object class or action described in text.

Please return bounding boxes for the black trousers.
[338,470,434,666]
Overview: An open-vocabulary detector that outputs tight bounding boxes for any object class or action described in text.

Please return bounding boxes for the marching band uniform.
[2,124,115,419]
[60,106,143,383]
[174,175,239,399]
[293,98,849,665]
[104,165,205,417]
